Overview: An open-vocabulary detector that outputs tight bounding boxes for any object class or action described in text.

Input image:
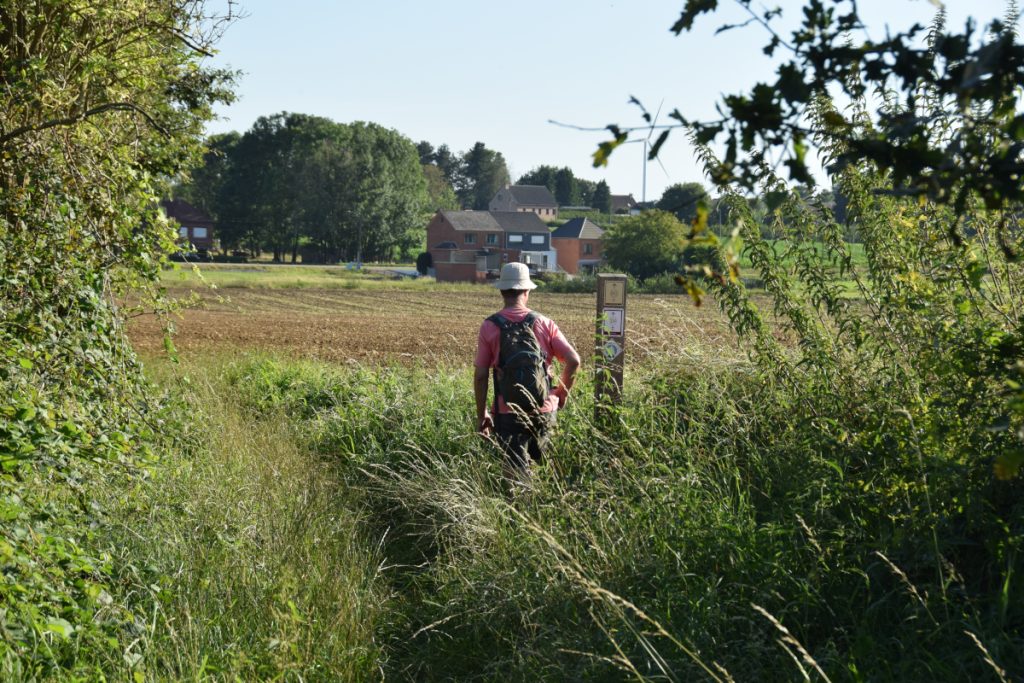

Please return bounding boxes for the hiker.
[474,262,580,478]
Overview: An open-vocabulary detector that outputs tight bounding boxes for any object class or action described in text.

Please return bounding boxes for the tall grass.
[113,351,1013,681]
[93,357,388,681]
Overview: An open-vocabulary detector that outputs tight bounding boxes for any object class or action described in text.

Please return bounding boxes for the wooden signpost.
[595,273,626,421]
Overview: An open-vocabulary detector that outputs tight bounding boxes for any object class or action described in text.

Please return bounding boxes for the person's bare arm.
[553,347,581,409]
[474,366,493,435]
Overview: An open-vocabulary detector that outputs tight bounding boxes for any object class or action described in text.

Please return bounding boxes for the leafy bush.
[603,210,689,281]
[539,270,686,295]
[679,90,1024,677]
[203,344,1022,680]
[0,0,232,676]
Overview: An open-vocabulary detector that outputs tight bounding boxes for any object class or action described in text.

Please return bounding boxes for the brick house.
[551,217,605,274]
[426,210,556,283]
[489,185,559,219]
[161,198,216,253]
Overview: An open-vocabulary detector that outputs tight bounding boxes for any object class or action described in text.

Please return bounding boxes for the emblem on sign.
[601,339,623,361]
[604,280,625,306]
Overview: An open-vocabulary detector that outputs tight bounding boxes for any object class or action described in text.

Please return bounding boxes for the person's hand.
[553,385,569,409]
[478,412,494,437]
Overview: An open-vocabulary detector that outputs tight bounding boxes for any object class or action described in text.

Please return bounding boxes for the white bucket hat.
[493,262,537,290]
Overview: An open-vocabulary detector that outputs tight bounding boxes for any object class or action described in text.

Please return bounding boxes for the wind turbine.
[625,99,669,205]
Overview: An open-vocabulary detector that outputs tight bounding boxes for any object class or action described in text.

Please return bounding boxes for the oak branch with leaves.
[596,1,1024,220]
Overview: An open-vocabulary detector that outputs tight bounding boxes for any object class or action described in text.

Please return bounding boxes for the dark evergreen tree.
[578,178,597,207]
[433,144,460,191]
[517,165,559,195]
[554,167,580,206]
[592,180,612,214]
[458,142,509,210]
[416,140,435,165]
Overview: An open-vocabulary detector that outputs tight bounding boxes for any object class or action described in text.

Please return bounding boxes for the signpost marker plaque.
[595,273,627,421]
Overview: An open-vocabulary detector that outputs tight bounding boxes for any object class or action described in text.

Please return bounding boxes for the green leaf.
[648,130,671,160]
[965,260,987,289]
[44,618,75,639]
[18,358,32,370]
[592,127,628,167]
[821,459,844,479]
[163,334,179,363]
[994,450,1024,480]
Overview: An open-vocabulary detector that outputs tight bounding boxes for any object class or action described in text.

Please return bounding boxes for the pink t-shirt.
[475,305,576,414]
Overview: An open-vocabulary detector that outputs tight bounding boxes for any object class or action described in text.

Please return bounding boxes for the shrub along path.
[104,351,1021,681]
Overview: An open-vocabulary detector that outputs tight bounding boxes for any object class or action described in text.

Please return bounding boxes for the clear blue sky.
[206,0,1014,202]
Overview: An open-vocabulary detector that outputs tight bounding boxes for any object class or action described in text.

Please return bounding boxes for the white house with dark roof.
[489,185,559,219]
[425,210,558,283]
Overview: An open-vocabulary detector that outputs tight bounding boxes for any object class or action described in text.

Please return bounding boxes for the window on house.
[178,227,188,238]
[530,235,544,245]
[464,233,476,244]
[508,234,523,243]
[192,227,208,239]
[584,243,593,255]
[486,233,497,245]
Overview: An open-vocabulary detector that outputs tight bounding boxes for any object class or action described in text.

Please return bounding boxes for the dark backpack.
[488,312,550,414]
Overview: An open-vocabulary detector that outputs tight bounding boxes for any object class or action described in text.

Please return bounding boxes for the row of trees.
[416,141,510,211]
[182,127,528,260]
[414,149,619,213]
[185,120,684,263]
[180,116,843,265]
[605,182,853,282]
[515,165,612,211]
[655,181,853,240]
[181,113,430,262]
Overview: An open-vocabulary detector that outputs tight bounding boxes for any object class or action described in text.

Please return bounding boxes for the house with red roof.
[551,217,605,274]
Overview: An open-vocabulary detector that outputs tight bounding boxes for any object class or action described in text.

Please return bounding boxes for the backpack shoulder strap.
[520,312,550,378]
[486,314,506,413]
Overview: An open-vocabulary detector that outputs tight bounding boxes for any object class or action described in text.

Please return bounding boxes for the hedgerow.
[0,1,232,676]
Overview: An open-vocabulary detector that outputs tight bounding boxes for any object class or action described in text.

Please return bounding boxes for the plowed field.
[129,287,736,365]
